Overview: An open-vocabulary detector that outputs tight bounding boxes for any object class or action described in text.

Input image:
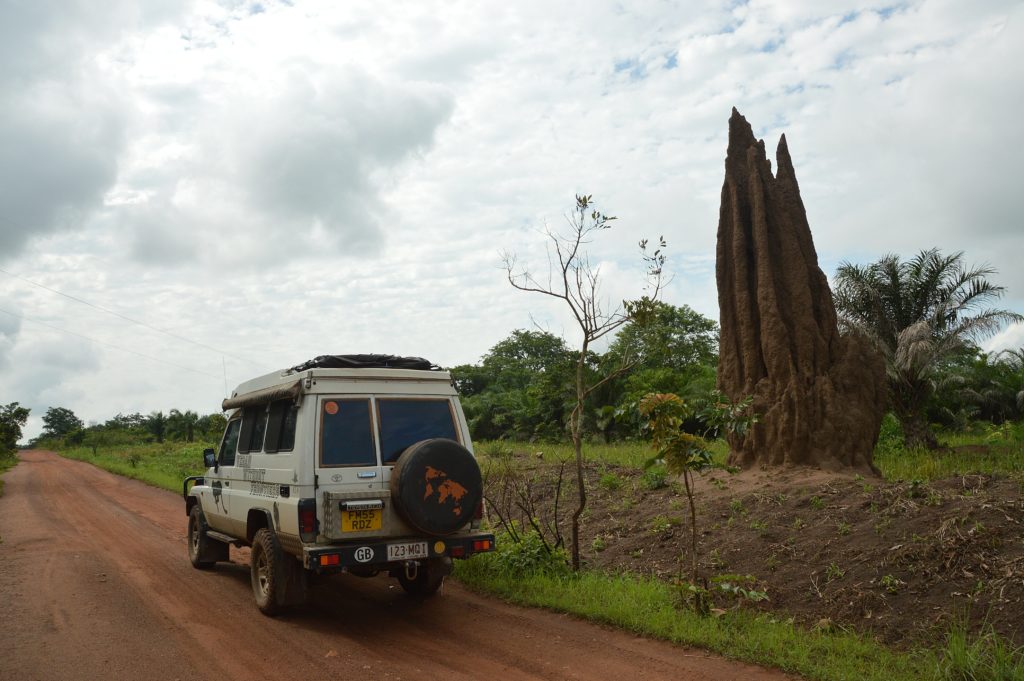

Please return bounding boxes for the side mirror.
[203,448,217,469]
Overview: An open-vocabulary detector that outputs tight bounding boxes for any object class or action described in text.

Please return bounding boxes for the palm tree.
[834,249,1023,449]
[1000,348,1024,412]
[166,409,200,442]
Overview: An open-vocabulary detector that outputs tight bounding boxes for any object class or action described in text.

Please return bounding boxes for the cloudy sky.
[1,0,1022,440]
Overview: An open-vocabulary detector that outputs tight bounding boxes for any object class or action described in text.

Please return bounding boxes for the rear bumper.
[303,533,495,573]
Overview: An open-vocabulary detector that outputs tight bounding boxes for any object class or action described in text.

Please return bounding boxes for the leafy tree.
[197,413,228,442]
[453,330,575,440]
[1,402,30,458]
[601,302,719,436]
[606,301,717,371]
[928,347,1024,428]
[503,194,666,570]
[1000,348,1024,413]
[146,411,167,443]
[166,409,200,442]
[104,412,147,431]
[41,407,84,439]
[834,249,1023,448]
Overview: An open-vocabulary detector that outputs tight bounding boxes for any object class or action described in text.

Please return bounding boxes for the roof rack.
[287,354,438,373]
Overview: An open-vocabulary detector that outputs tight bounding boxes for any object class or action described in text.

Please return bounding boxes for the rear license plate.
[387,541,428,560]
[342,509,381,532]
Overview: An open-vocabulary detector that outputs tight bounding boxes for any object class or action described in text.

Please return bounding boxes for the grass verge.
[875,436,1024,483]
[475,439,730,469]
[478,429,1023,484]
[0,454,18,497]
[59,442,209,494]
[455,557,935,681]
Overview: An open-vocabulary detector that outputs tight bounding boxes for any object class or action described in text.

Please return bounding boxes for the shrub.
[484,529,570,577]
[876,412,904,456]
[641,467,668,490]
[598,471,622,491]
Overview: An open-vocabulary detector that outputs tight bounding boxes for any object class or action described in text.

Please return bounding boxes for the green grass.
[938,620,1024,680]
[0,453,18,497]
[59,441,210,494]
[455,557,933,681]
[479,426,1024,485]
[875,433,1024,483]
[475,438,729,469]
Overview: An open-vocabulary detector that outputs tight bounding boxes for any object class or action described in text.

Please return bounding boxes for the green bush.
[641,466,668,490]
[475,529,569,577]
[876,413,904,456]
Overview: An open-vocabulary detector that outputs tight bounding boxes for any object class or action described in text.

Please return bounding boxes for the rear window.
[320,399,376,467]
[378,399,458,464]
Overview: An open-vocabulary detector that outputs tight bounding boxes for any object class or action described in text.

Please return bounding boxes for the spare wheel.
[390,438,482,536]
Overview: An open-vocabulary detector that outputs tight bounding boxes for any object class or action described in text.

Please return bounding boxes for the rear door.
[377,396,463,491]
[315,395,387,538]
[316,396,382,490]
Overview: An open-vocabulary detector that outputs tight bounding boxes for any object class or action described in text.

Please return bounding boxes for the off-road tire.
[187,505,216,569]
[251,528,285,616]
[397,558,447,598]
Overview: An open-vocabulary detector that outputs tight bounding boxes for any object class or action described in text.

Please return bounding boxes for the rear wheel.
[187,505,216,570]
[396,558,448,597]
[251,528,284,616]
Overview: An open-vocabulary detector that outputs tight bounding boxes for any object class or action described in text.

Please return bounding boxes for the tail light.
[472,539,493,552]
[319,554,340,567]
[298,498,318,542]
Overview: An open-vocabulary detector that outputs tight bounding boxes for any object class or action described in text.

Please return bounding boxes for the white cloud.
[985,322,1024,354]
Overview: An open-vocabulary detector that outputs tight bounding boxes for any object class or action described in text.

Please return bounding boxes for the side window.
[219,419,242,467]
[320,399,376,467]
[264,400,298,454]
[238,405,268,453]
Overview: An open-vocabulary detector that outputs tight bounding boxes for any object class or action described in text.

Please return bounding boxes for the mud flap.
[199,537,230,563]
[276,556,309,607]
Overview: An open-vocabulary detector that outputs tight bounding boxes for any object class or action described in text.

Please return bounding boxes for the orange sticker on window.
[324,401,339,415]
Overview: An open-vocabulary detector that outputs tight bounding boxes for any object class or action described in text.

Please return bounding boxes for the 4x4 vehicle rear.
[183,354,494,615]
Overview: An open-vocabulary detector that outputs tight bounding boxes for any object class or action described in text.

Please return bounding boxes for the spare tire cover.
[390,438,482,536]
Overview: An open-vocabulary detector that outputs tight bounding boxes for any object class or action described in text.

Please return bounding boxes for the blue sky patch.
[614,58,646,81]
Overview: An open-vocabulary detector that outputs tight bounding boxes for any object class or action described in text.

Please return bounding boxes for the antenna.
[222,356,229,399]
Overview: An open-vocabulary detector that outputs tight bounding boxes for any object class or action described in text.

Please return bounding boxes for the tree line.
[1,250,1021,458]
[12,406,229,451]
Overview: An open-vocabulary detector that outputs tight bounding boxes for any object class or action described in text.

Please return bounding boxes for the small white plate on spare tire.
[388,541,428,561]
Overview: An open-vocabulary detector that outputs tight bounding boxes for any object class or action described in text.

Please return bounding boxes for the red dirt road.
[0,451,790,681]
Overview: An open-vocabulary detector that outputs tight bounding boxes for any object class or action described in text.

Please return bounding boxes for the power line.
[0,306,222,381]
[0,266,264,368]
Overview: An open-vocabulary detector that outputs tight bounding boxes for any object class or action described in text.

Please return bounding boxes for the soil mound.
[715,108,885,470]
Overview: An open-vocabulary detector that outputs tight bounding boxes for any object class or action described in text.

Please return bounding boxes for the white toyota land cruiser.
[182,354,495,615]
